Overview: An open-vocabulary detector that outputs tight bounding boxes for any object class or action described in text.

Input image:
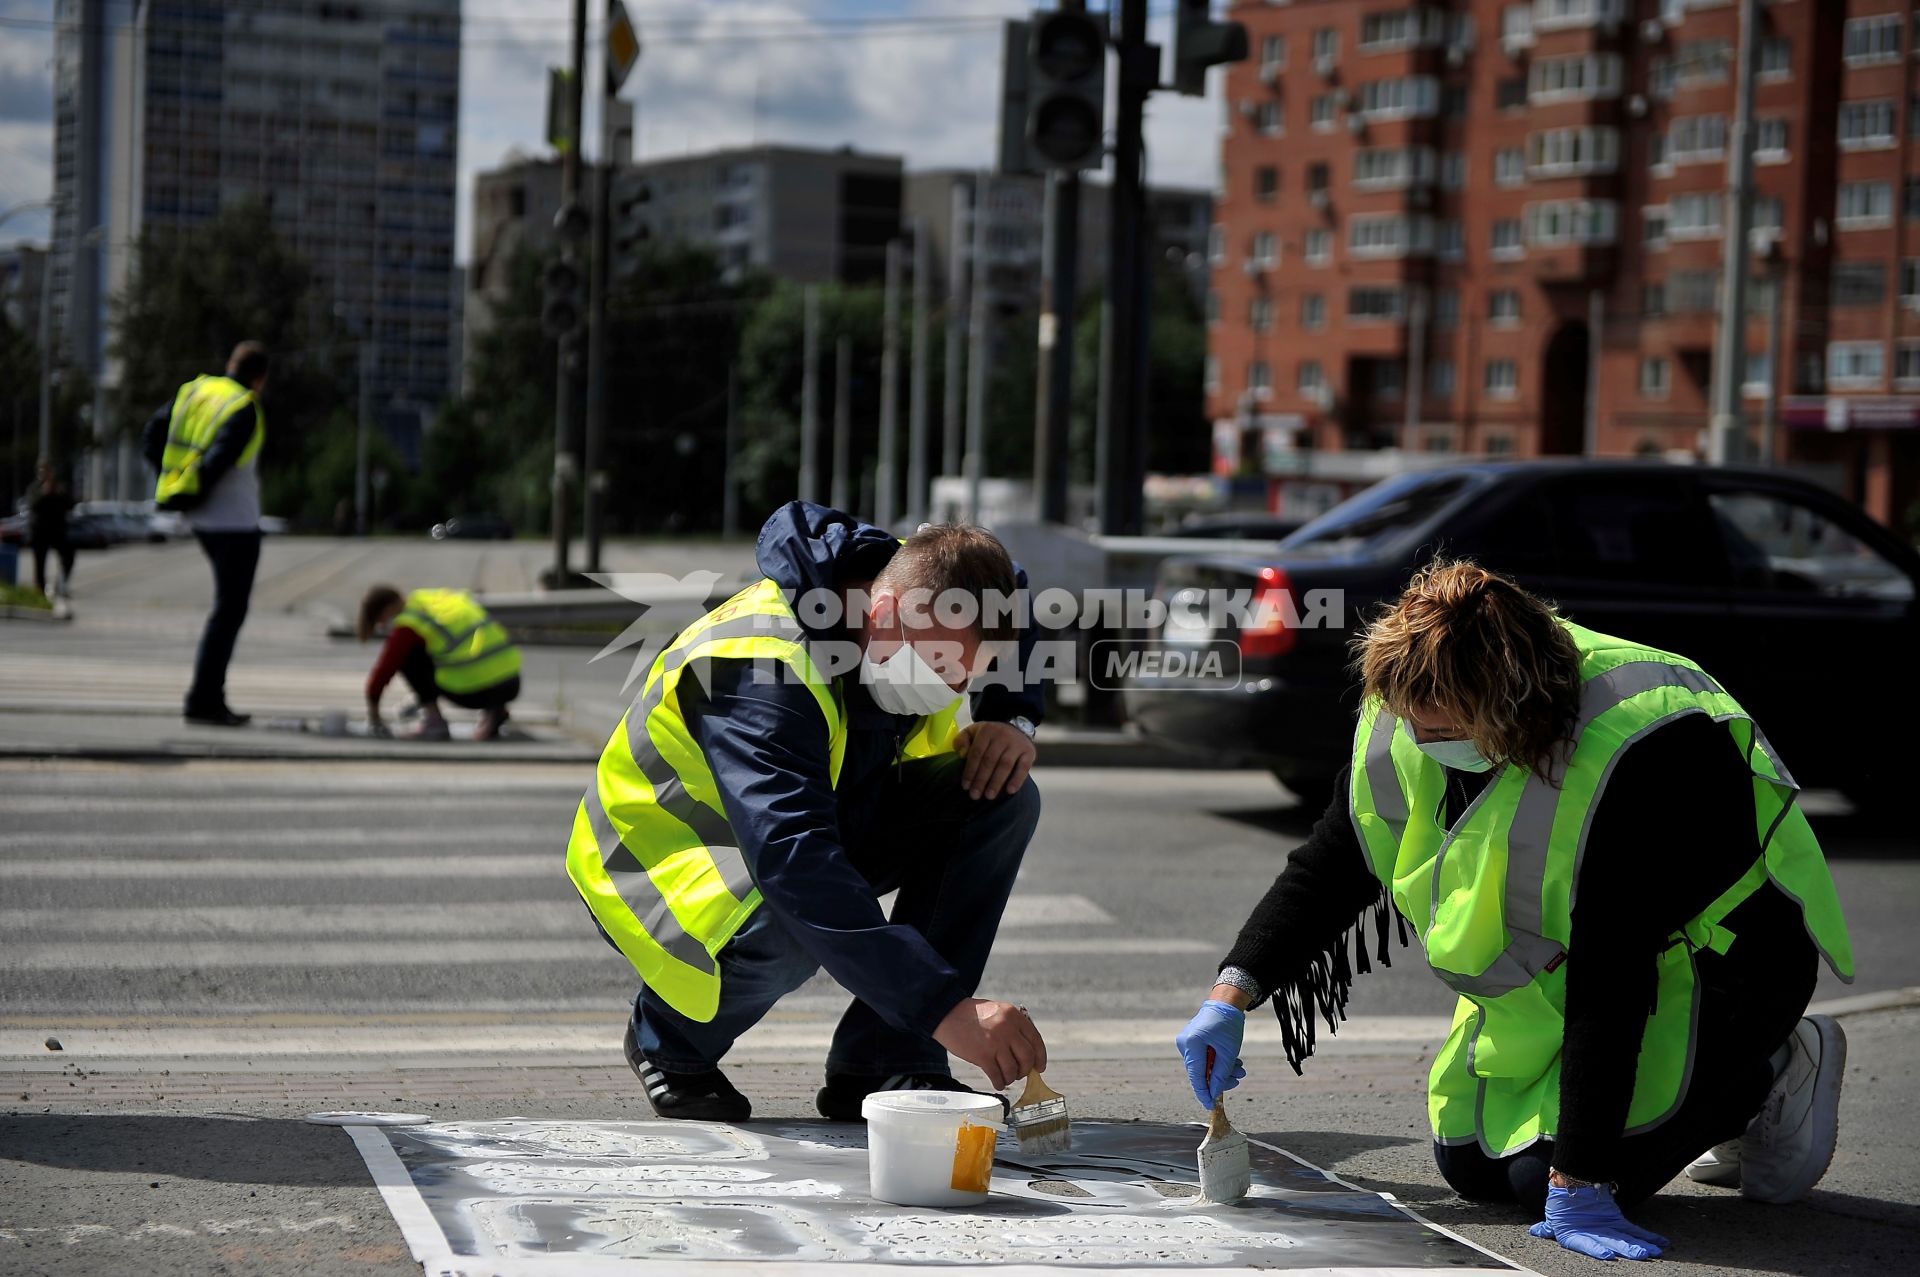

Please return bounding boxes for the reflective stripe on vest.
[154,375,264,505]
[1348,621,1854,1158]
[565,577,966,1023]
[393,588,521,695]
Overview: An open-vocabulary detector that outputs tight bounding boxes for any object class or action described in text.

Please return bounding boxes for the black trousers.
[397,641,519,711]
[187,530,262,713]
[28,536,75,594]
[1433,885,1818,1213]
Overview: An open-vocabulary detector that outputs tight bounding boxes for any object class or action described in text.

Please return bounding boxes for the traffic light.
[1170,0,1248,97]
[1025,11,1106,171]
[542,256,584,340]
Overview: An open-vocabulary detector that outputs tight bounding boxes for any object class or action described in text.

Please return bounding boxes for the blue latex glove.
[1529,1183,1670,1261]
[1174,999,1247,1108]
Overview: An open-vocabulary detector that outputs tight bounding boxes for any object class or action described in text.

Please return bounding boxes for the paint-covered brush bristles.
[1009,1071,1072,1154]
[1197,1100,1250,1204]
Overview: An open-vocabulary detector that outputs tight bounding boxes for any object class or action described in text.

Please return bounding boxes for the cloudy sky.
[0,1,1224,260]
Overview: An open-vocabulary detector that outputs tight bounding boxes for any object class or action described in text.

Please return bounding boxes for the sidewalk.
[3,1001,1915,1277]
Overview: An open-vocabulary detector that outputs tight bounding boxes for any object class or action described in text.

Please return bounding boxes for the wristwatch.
[1005,715,1038,740]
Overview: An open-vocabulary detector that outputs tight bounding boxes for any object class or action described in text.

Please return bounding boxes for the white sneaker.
[1740,1014,1846,1204]
[1684,1138,1742,1187]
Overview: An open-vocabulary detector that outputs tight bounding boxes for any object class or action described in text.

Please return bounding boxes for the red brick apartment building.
[1208,0,1920,528]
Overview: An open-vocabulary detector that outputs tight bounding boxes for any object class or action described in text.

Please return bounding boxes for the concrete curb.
[1809,985,1920,1019]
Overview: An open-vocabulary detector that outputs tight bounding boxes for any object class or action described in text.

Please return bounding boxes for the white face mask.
[860,614,965,718]
[1413,736,1498,773]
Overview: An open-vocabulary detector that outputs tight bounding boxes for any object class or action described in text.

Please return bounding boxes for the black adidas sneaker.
[622,1020,751,1121]
[816,1072,1011,1123]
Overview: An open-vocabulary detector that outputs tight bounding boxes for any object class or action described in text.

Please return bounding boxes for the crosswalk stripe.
[0,855,558,879]
[0,894,1113,937]
[0,828,558,850]
[0,796,574,815]
[5,935,1208,970]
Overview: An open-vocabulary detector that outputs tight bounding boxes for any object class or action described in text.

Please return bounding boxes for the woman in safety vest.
[1176,560,1853,1262]
[358,584,522,741]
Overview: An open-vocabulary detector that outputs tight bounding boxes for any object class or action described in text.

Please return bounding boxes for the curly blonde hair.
[1353,559,1583,776]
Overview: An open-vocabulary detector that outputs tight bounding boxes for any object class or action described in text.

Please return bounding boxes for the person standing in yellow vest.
[1176,561,1853,1261]
[140,340,271,727]
[569,503,1048,1122]
[357,585,523,741]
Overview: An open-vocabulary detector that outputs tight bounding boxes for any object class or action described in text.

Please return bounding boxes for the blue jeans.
[632,753,1040,1078]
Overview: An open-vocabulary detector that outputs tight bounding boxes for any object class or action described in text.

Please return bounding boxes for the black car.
[1169,513,1308,541]
[1122,461,1920,812]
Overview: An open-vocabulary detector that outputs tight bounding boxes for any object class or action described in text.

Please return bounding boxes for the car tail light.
[1241,566,1296,658]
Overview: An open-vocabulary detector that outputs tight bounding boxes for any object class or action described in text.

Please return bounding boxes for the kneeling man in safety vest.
[1176,561,1853,1262]
[570,503,1048,1121]
[358,585,522,741]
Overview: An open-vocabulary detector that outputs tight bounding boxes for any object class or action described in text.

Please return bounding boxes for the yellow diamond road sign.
[607,1,641,93]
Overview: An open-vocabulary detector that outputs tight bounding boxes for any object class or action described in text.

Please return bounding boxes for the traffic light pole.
[549,0,587,586]
[1098,0,1153,535]
[583,0,616,575]
[1034,168,1078,525]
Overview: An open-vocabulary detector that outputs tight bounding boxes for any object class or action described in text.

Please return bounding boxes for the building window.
[1644,206,1670,246]
[1648,55,1674,101]
[1438,219,1464,260]
[1348,285,1406,320]
[1497,77,1527,109]
[1907,178,1920,221]
[1305,227,1332,265]
[1643,281,1667,317]
[1250,297,1274,333]
[1491,218,1524,258]
[1640,357,1671,399]
[1485,431,1516,455]
[1902,259,1920,303]
[1752,196,1786,240]
[1671,269,1720,314]
[1310,94,1337,128]
[1251,230,1279,268]
[1827,341,1885,388]
[1843,15,1902,67]
[1743,351,1772,397]
[1442,83,1469,119]
[1838,101,1896,151]
[1668,193,1723,241]
[1832,262,1886,306]
[1313,28,1340,65]
[1374,361,1405,400]
[1353,146,1438,190]
[1205,354,1220,395]
[1529,53,1623,103]
[1257,101,1285,136]
[1669,115,1726,164]
[1260,34,1287,69]
[1298,360,1326,394]
[1489,289,1522,324]
[1301,293,1326,330]
[1897,343,1920,388]
[1349,214,1435,258]
[1758,37,1791,80]
[1673,39,1732,87]
[1307,161,1331,194]
[1911,94,1920,138]
[1838,181,1893,229]
[1356,76,1440,120]
[1208,224,1227,265]
[1755,118,1788,162]
[1248,360,1273,400]
[1648,131,1668,170]
[1255,165,1279,202]
[1484,358,1519,399]
[1495,147,1526,186]
[1361,10,1446,52]
[1435,287,1460,328]
[1528,127,1620,176]
[1440,151,1467,189]
[1501,5,1534,47]
[1533,0,1624,33]
[1427,359,1456,399]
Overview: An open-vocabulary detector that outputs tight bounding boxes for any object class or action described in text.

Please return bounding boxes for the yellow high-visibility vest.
[566,577,967,1022]
[393,589,521,695]
[153,375,263,508]
[1349,622,1853,1158]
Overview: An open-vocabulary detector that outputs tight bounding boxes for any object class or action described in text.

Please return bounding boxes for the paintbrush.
[1008,1070,1072,1154]
[1197,1049,1250,1203]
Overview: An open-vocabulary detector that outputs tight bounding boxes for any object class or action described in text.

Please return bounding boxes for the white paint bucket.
[861,1090,1004,1207]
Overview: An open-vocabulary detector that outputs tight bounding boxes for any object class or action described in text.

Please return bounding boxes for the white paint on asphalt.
[0,854,558,878]
[0,827,553,849]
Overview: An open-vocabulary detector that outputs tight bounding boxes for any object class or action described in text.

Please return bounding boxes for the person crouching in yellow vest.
[568,502,1048,1122]
[357,585,522,741]
[1175,560,1853,1262]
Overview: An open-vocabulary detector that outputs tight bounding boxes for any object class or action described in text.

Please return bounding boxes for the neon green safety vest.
[1349,622,1853,1159]
[393,588,522,696]
[153,374,264,508]
[567,577,969,1022]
